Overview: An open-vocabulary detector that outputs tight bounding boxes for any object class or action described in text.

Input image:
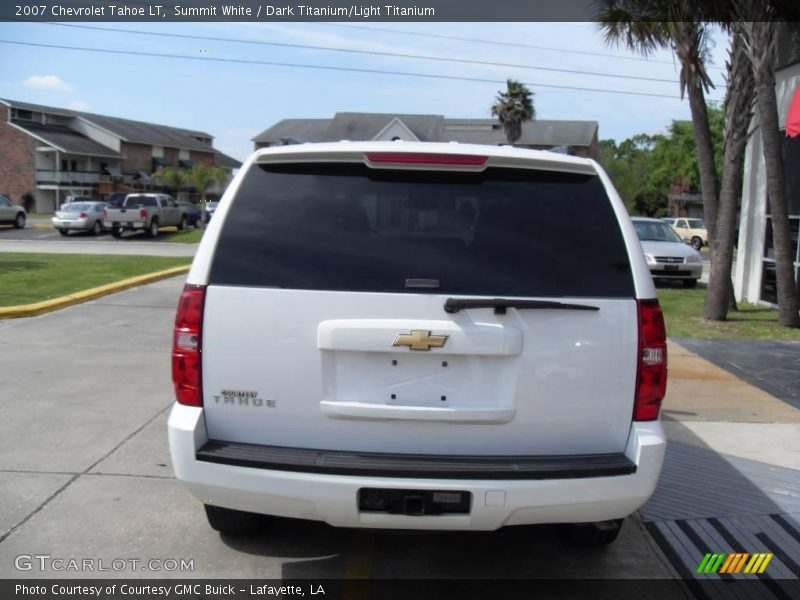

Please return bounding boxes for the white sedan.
[632,217,703,287]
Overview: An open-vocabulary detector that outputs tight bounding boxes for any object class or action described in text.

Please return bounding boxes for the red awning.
[788,85,800,138]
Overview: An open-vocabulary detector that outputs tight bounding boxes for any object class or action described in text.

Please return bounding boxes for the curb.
[0,265,190,319]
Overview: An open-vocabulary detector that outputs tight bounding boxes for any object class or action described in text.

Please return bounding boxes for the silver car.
[0,194,26,228]
[52,201,108,236]
[632,217,703,287]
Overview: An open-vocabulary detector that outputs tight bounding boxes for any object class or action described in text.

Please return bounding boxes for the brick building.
[0,99,240,212]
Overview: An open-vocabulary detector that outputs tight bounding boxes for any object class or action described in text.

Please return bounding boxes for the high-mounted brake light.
[365,152,488,166]
[172,284,206,406]
[634,299,667,421]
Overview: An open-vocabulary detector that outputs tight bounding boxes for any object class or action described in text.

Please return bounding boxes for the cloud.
[23,75,72,92]
[67,100,90,111]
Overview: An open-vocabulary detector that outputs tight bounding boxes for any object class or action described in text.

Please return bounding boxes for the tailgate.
[198,156,639,457]
[202,288,637,455]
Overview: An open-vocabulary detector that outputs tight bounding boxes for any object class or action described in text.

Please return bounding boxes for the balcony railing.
[36,170,101,187]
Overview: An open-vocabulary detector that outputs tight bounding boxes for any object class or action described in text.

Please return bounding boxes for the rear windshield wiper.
[444,298,600,315]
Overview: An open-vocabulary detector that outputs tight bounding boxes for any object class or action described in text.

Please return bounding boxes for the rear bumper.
[168,404,666,531]
[52,218,92,230]
[103,221,146,229]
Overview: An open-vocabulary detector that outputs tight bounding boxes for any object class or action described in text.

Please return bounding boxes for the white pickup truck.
[104,193,188,238]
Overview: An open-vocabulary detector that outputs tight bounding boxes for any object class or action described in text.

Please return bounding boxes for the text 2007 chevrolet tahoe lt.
[168,142,667,545]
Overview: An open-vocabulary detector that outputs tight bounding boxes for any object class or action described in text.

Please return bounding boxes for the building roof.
[9,120,124,157]
[1,98,214,151]
[253,113,598,149]
[1,98,241,168]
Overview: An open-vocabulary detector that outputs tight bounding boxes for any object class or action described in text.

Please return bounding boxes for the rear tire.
[683,278,698,288]
[58,229,68,236]
[562,519,624,546]
[14,213,25,229]
[92,221,102,235]
[691,236,703,251]
[203,504,268,535]
[146,219,159,238]
[178,216,187,231]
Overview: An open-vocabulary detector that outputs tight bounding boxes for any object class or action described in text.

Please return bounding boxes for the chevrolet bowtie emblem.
[392,330,448,351]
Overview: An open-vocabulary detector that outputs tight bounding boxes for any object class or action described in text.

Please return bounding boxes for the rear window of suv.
[209,163,634,297]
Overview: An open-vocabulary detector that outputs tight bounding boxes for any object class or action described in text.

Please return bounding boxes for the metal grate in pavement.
[645,514,800,600]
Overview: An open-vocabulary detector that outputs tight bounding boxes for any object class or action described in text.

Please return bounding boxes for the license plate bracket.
[358,488,472,515]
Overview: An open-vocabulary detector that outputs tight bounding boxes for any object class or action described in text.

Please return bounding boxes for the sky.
[0,21,731,162]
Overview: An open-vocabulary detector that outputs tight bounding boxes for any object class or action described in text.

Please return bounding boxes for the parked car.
[178,202,202,227]
[0,194,25,228]
[52,201,108,236]
[203,201,219,223]
[168,142,668,546]
[60,195,96,209]
[632,217,703,287]
[670,217,708,250]
[103,193,188,238]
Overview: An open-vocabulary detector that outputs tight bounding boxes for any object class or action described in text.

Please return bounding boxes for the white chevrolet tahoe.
[168,142,667,546]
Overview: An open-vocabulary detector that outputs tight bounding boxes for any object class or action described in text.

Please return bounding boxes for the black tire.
[111,227,123,238]
[203,504,268,535]
[14,212,25,229]
[146,219,159,238]
[561,519,624,546]
[58,229,68,236]
[683,278,698,288]
[178,216,187,231]
[691,236,703,251]
[92,220,102,236]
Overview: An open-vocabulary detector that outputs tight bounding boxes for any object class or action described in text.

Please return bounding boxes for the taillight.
[634,299,667,421]
[140,208,148,219]
[79,211,88,218]
[102,209,108,218]
[365,152,488,166]
[172,284,206,406]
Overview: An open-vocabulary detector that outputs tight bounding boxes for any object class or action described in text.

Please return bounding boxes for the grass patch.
[658,286,800,340]
[158,228,204,244]
[0,253,191,306]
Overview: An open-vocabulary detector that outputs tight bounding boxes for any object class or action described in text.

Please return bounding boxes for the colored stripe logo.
[696,552,773,574]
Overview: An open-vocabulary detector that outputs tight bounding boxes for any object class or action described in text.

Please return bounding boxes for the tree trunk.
[704,27,754,321]
[673,23,720,246]
[745,20,800,327]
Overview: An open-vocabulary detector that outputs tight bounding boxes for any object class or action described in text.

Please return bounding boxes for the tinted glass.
[633,220,683,243]
[63,203,92,212]
[687,219,706,228]
[124,196,158,207]
[210,163,634,297]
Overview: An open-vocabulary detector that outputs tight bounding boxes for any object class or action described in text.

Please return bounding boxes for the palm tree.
[490,79,535,145]
[594,1,721,245]
[703,23,755,320]
[151,166,188,192]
